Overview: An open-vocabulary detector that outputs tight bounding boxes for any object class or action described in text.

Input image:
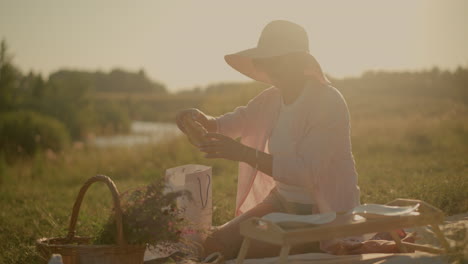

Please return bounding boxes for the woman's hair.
[253,52,328,84]
[253,52,313,77]
[253,52,307,73]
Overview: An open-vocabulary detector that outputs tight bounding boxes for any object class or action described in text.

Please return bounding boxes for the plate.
[262,212,336,227]
[351,203,420,218]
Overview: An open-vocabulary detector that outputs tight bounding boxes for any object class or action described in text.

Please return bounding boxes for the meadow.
[1,79,467,263]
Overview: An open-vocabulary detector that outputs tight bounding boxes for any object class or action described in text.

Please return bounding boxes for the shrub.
[0,110,70,159]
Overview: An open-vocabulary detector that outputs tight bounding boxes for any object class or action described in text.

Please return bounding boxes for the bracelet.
[242,146,258,170]
[214,117,219,133]
[255,147,258,170]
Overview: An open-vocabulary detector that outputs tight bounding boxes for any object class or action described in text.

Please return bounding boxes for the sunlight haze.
[1,0,467,92]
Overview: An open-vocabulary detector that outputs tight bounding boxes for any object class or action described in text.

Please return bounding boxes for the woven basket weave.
[36,175,146,264]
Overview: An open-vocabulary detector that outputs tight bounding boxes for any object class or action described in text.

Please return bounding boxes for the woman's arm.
[202,116,344,187]
[241,145,273,176]
[200,133,273,170]
[202,87,349,188]
[213,87,273,139]
[240,117,345,186]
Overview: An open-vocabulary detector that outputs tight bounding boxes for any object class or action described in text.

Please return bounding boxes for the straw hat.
[224,20,330,85]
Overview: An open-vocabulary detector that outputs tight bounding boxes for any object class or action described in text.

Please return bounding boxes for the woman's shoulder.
[302,84,350,124]
[259,83,344,102]
[249,85,280,104]
[260,85,281,98]
[311,84,348,109]
[321,84,345,99]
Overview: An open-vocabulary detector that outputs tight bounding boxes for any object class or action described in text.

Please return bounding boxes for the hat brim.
[225,48,330,85]
[224,48,272,84]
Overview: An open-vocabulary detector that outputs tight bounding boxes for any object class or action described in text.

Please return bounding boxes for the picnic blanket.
[144,214,467,263]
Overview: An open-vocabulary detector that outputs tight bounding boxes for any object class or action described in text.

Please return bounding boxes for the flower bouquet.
[94,178,189,248]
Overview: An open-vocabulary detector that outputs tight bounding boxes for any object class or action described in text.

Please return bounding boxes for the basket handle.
[66,175,126,246]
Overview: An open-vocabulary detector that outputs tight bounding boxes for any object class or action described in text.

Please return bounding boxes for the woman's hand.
[198,133,247,162]
[175,108,217,134]
[200,133,274,176]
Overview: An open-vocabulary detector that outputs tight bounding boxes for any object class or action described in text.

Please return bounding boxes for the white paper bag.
[165,164,212,242]
[145,164,212,261]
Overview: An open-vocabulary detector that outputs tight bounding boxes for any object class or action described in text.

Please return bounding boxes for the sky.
[1,0,467,92]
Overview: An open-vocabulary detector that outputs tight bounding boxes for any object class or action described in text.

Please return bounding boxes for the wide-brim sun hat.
[224,20,330,85]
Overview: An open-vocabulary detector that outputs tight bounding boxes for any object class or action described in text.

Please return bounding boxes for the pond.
[91,121,182,148]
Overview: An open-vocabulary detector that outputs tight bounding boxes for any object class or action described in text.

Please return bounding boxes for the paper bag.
[165,164,212,243]
[145,164,212,261]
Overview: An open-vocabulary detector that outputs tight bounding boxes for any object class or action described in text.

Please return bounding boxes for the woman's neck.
[277,79,307,105]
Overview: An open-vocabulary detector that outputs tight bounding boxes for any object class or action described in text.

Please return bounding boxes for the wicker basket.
[36,175,146,264]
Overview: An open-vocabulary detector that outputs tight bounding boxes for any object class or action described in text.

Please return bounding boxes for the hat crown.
[257,20,309,54]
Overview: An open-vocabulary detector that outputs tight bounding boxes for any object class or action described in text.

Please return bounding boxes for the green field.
[1,85,467,263]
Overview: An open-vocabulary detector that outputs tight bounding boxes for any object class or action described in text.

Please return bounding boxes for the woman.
[176,20,406,259]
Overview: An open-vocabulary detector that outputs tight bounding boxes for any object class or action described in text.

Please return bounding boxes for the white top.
[268,86,315,205]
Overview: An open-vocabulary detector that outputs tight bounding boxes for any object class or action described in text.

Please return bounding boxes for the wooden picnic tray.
[236,199,450,264]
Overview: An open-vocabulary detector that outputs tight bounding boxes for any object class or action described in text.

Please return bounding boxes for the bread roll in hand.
[182,115,209,146]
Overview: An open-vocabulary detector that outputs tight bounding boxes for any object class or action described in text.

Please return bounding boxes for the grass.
[1,93,467,263]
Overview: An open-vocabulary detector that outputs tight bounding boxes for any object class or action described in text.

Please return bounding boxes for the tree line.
[1,38,467,161]
[0,40,167,160]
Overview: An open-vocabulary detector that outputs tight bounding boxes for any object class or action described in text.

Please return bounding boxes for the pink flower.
[181,228,196,235]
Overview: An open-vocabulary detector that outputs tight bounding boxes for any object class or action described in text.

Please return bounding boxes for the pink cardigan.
[214,82,361,218]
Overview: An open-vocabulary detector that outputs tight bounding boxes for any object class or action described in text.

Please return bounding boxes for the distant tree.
[45,70,95,139]
[47,68,167,94]
[0,39,22,112]
[453,66,468,103]
[32,74,46,98]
